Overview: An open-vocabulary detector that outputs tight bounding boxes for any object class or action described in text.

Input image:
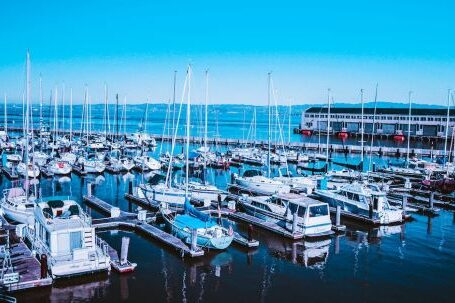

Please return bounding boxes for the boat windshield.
[288,203,306,217]
[309,205,329,217]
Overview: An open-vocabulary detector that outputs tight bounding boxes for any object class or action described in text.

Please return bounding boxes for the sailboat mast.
[368,84,379,170]
[70,88,73,142]
[267,72,271,178]
[24,51,31,198]
[3,94,7,135]
[104,83,108,138]
[204,70,209,150]
[288,98,291,144]
[115,93,119,140]
[185,66,192,198]
[39,74,42,137]
[406,91,412,166]
[326,89,331,162]
[172,70,177,140]
[360,89,364,162]
[444,89,451,166]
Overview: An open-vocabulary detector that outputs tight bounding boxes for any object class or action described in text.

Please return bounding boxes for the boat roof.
[35,198,90,231]
[273,193,327,207]
[340,182,385,196]
[174,214,217,230]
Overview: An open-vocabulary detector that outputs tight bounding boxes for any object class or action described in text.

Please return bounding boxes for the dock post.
[87,183,92,197]
[247,224,254,242]
[191,229,198,251]
[336,205,341,226]
[120,237,130,265]
[402,195,407,216]
[128,180,133,195]
[429,191,434,210]
[292,212,298,233]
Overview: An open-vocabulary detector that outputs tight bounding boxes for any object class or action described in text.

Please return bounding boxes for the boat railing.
[95,235,109,256]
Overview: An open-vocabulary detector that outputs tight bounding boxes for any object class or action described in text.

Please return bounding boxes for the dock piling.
[429,191,434,209]
[120,237,130,265]
[336,205,341,226]
[191,229,198,251]
[87,183,92,197]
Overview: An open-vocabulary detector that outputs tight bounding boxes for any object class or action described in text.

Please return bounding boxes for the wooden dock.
[85,195,204,258]
[0,215,52,292]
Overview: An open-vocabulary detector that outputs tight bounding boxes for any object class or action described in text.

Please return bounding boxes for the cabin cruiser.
[233,170,291,195]
[160,199,234,250]
[273,171,317,194]
[111,157,135,171]
[314,182,403,224]
[28,197,111,278]
[238,193,333,237]
[0,187,36,225]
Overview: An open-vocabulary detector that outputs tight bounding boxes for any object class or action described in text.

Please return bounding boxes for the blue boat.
[160,199,234,250]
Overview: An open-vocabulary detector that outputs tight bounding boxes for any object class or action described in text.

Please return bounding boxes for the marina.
[1,3,455,301]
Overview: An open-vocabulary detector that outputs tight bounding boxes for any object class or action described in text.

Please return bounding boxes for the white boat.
[314,181,404,224]
[0,187,35,225]
[16,162,40,178]
[273,174,316,194]
[46,160,72,175]
[6,154,22,162]
[134,155,161,171]
[238,193,333,237]
[77,157,106,173]
[29,197,111,278]
[32,151,49,166]
[234,170,291,195]
[138,182,187,208]
[61,152,77,165]
[176,181,225,204]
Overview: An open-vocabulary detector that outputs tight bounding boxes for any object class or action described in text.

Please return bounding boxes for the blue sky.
[0,0,454,105]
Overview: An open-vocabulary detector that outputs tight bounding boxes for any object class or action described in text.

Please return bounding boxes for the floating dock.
[84,195,204,258]
[0,215,52,292]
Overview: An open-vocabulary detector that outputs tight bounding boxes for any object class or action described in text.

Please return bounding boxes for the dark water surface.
[1,149,453,303]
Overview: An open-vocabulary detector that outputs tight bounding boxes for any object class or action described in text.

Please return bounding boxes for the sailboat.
[160,66,234,250]
[0,51,37,225]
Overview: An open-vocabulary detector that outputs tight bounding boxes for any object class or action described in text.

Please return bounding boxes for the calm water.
[0,146,453,303]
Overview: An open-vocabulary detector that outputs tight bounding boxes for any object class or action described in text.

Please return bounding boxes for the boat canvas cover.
[174,214,216,230]
[184,198,211,222]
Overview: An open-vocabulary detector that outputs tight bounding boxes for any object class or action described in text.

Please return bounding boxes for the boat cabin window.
[251,201,271,212]
[309,205,329,217]
[288,203,306,217]
[243,170,263,178]
[270,197,285,207]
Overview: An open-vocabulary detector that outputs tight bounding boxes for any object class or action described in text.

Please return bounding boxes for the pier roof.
[305,107,453,116]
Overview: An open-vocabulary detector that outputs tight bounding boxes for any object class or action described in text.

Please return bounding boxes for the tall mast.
[172,71,177,139]
[61,83,65,133]
[70,88,73,142]
[368,84,379,170]
[53,87,58,145]
[204,69,209,150]
[185,66,192,198]
[39,74,42,135]
[3,94,7,135]
[406,91,412,166]
[360,89,364,162]
[104,83,108,138]
[326,89,331,162]
[24,51,31,197]
[115,93,119,140]
[444,89,451,166]
[288,99,291,144]
[267,72,271,178]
